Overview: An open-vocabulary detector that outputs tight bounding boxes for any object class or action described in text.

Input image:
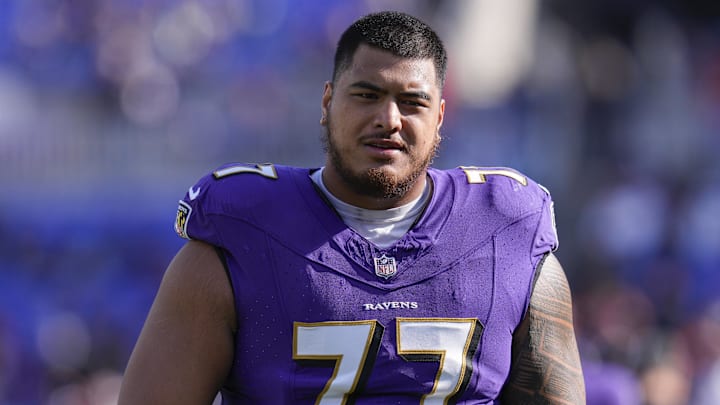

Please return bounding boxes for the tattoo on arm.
[501,253,586,404]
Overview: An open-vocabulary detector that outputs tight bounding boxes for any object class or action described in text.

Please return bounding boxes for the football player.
[119,11,585,404]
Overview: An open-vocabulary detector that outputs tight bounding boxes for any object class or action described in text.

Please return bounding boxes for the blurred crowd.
[0,0,718,404]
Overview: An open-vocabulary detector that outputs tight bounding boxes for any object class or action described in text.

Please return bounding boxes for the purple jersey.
[173,164,558,404]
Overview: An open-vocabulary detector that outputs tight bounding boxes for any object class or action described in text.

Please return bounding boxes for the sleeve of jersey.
[493,181,560,325]
[530,186,559,268]
[173,173,224,246]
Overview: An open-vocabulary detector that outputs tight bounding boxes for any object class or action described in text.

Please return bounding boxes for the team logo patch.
[174,200,192,240]
[373,254,397,279]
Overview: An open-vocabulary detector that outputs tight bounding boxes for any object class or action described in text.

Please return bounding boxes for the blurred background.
[0,0,718,403]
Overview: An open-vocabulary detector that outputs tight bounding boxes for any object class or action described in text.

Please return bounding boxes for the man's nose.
[373,100,402,133]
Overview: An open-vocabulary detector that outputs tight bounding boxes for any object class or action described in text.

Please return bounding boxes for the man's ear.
[437,98,446,132]
[321,81,333,126]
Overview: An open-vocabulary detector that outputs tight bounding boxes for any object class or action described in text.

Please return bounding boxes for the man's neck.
[311,168,432,248]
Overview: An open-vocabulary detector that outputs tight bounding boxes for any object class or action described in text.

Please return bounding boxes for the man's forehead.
[339,46,440,91]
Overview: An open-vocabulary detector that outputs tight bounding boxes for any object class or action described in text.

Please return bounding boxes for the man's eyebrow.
[349,81,432,100]
[349,81,384,93]
[400,90,431,101]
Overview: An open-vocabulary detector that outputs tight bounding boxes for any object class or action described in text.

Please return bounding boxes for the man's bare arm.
[501,253,586,404]
[118,240,237,405]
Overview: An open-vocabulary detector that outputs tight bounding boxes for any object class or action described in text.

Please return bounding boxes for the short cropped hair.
[332,11,447,89]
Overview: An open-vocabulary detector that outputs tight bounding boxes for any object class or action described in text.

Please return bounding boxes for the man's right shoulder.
[187,163,298,207]
[174,163,309,241]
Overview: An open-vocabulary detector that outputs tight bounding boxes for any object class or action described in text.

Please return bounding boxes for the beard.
[321,117,440,200]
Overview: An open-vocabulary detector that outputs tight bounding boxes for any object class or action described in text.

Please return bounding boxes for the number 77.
[293,318,483,404]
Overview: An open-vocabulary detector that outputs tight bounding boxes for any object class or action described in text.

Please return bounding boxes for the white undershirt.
[310,168,431,249]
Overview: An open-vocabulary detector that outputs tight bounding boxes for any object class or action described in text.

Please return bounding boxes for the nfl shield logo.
[373,254,397,279]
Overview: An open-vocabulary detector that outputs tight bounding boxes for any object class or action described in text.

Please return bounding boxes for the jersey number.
[293,318,483,404]
[459,166,527,186]
[213,163,278,179]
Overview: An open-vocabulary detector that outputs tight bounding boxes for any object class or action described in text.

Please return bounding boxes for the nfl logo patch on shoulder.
[174,200,192,240]
[373,254,397,279]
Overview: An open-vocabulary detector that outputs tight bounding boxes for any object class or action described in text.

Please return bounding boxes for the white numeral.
[213,163,277,179]
[397,318,481,404]
[459,166,527,186]
[293,321,382,405]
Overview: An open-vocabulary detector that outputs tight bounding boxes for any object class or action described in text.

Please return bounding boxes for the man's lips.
[362,140,405,160]
[362,137,405,151]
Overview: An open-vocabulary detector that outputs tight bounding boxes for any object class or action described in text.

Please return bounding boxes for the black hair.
[332,11,447,88]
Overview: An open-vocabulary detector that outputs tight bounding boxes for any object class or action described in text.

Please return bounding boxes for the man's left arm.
[501,253,586,404]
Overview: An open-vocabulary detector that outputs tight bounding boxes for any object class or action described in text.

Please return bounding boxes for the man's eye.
[402,100,426,107]
[354,93,377,99]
